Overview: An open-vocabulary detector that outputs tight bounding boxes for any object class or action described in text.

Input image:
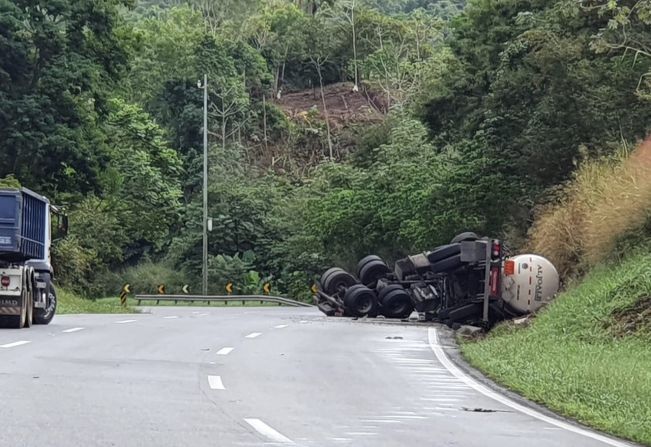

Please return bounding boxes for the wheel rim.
[45,291,56,317]
[357,294,373,314]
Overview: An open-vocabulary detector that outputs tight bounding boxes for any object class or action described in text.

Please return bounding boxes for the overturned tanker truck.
[314,232,560,328]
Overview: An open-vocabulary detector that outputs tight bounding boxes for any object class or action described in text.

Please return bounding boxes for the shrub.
[528,138,651,278]
[95,261,192,296]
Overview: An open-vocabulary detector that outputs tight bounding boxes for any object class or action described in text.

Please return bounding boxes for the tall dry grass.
[528,139,651,278]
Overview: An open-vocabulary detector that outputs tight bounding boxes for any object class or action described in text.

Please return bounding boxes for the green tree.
[0,0,131,197]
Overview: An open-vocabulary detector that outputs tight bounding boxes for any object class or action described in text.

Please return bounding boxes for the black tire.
[320,267,343,286]
[430,254,463,273]
[24,289,33,328]
[356,255,383,277]
[379,285,414,319]
[451,232,479,244]
[322,269,357,296]
[427,244,461,264]
[34,284,57,325]
[358,259,391,288]
[344,284,378,317]
[5,289,27,329]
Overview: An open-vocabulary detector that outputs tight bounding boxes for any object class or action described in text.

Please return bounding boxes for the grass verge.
[57,289,136,315]
[57,291,289,314]
[462,253,651,446]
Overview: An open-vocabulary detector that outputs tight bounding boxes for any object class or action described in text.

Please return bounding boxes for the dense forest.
[1,0,650,299]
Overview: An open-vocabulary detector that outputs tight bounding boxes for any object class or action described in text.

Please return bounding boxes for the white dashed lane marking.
[0,340,31,348]
[62,327,84,333]
[245,332,262,339]
[115,319,136,324]
[217,347,234,356]
[208,375,225,390]
[163,316,178,319]
[274,324,288,329]
[244,418,294,444]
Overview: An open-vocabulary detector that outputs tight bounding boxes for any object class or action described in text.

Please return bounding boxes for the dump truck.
[0,187,67,328]
[315,232,560,328]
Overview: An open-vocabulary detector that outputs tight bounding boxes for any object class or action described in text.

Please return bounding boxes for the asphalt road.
[0,307,635,447]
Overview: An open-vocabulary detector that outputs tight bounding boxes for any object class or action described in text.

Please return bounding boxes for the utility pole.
[202,74,208,297]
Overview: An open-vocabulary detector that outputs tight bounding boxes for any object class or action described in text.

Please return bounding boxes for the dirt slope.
[274,82,386,128]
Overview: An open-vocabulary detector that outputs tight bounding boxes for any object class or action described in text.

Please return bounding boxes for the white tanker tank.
[500,254,560,314]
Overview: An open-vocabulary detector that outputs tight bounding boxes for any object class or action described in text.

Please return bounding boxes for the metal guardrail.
[134,294,314,308]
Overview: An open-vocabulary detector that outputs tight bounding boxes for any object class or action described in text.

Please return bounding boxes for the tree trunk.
[316,63,334,160]
[263,94,269,153]
[222,119,227,152]
[351,0,359,89]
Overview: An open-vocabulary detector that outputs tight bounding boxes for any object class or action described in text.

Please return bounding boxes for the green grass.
[462,253,651,446]
[57,291,288,315]
[57,290,136,315]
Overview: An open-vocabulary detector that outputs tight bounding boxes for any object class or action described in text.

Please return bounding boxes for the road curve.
[0,307,635,447]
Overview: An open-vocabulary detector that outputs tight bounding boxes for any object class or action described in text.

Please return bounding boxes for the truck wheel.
[320,267,343,286]
[356,255,383,277]
[379,285,413,319]
[451,232,479,244]
[33,285,56,325]
[3,289,28,329]
[24,289,33,328]
[344,285,378,317]
[358,259,391,288]
[322,269,356,296]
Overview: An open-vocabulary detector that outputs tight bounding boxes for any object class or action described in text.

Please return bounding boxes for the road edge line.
[428,328,634,447]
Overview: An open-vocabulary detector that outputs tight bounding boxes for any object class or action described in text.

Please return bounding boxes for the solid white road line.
[274,324,289,329]
[62,327,84,333]
[0,340,31,348]
[428,328,634,447]
[244,418,294,444]
[208,375,225,390]
[216,347,234,356]
[245,332,262,339]
[163,316,178,319]
[115,319,136,324]
[360,419,402,424]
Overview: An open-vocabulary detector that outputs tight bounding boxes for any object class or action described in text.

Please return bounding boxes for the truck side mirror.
[59,215,69,238]
[51,208,69,242]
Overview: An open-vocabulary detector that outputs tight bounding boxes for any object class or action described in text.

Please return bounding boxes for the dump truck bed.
[0,188,49,262]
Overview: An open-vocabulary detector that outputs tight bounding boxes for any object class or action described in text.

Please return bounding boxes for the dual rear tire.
[378,285,414,319]
[356,255,391,288]
[0,275,56,329]
[344,284,379,317]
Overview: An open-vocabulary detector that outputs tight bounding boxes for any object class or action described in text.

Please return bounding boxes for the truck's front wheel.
[33,285,56,325]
